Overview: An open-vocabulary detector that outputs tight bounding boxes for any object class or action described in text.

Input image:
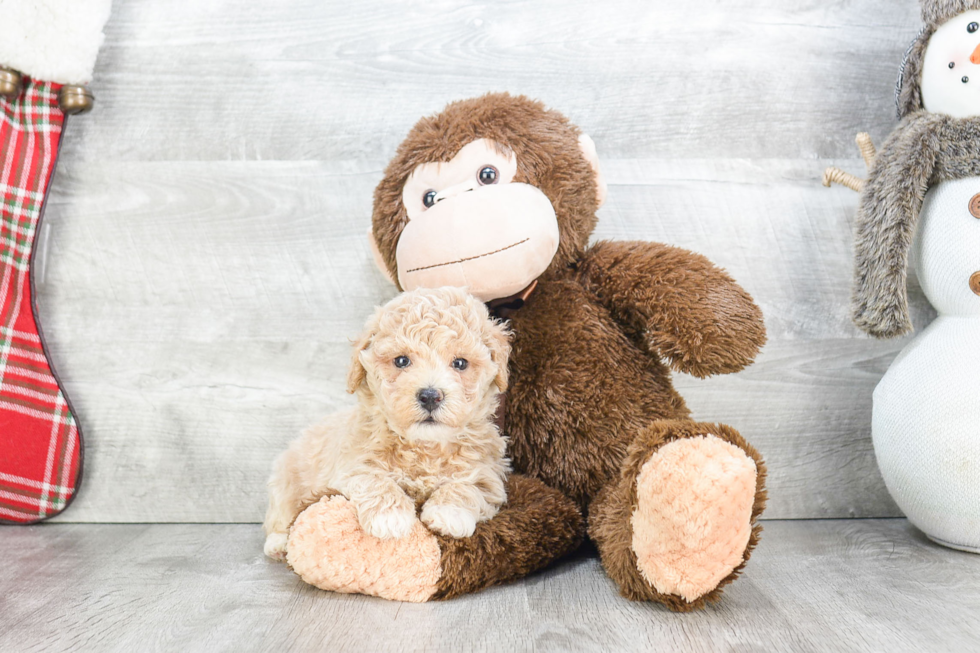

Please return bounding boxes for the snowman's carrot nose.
[971,43,980,65]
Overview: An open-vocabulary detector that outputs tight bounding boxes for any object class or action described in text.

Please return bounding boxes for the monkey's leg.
[287,474,583,602]
[588,420,767,612]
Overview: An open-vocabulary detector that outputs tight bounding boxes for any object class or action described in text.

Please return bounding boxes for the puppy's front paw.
[421,503,477,539]
[264,532,289,561]
[360,506,417,540]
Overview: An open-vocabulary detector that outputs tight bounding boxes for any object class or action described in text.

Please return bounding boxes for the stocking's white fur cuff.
[0,0,112,84]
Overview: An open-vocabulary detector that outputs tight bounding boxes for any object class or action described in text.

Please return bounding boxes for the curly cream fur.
[263,287,511,559]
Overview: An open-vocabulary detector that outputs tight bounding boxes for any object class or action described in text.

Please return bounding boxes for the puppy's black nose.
[417,387,444,412]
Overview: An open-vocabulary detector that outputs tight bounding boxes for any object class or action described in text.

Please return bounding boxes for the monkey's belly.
[873,317,980,551]
[504,280,689,505]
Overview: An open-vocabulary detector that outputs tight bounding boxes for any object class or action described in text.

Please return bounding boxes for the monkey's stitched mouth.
[405,238,530,274]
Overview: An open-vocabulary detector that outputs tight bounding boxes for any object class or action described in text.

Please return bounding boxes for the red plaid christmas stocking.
[0,78,82,523]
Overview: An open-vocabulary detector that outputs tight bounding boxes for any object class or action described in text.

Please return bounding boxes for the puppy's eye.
[422,190,437,208]
[394,356,411,368]
[969,22,979,33]
[478,166,498,185]
[452,358,468,371]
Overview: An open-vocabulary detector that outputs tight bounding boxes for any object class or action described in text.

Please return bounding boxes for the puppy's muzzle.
[417,387,444,413]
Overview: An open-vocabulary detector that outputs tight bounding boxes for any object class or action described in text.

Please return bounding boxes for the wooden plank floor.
[1,520,978,652]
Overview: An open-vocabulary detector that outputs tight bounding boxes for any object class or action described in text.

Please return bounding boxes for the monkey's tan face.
[397,139,561,302]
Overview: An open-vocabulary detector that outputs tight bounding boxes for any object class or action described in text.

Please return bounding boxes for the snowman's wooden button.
[970,194,980,219]
[972,271,980,296]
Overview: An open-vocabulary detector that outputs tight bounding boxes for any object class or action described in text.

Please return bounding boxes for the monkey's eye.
[422,190,438,208]
[394,356,411,368]
[970,22,979,33]
[452,358,469,371]
[478,166,498,185]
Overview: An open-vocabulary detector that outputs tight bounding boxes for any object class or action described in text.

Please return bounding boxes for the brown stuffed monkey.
[286,93,768,612]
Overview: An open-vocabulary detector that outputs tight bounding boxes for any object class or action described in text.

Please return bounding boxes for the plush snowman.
[849,0,980,552]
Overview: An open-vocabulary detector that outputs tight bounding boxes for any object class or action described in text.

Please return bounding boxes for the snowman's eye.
[969,22,979,33]
[422,190,437,208]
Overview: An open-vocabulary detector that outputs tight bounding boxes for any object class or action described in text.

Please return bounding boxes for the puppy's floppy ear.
[483,319,512,392]
[346,338,370,394]
[346,311,380,394]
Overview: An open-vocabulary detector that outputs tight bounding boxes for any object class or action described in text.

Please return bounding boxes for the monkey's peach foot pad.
[287,496,441,602]
[631,435,757,603]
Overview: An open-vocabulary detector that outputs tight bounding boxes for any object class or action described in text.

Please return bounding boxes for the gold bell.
[0,66,23,101]
[58,85,94,115]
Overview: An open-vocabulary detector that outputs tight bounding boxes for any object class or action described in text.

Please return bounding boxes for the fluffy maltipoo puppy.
[263,287,511,560]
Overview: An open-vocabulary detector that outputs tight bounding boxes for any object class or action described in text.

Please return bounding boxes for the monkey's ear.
[368,226,396,285]
[578,133,607,208]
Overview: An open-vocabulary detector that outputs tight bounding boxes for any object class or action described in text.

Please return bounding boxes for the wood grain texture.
[63,0,921,163]
[1,521,978,652]
[32,1,933,521]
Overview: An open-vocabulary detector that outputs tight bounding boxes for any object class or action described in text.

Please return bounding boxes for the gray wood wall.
[40,0,931,522]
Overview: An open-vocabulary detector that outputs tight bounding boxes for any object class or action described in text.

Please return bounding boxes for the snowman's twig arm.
[852,112,943,338]
[857,133,876,171]
[822,133,876,192]
[578,240,767,378]
[823,167,865,192]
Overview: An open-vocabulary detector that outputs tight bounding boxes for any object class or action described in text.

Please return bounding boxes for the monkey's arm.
[579,240,766,378]
[852,112,942,338]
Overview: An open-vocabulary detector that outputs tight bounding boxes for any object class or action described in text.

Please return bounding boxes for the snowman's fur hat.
[896,29,931,118]
[897,0,980,117]
[922,0,980,26]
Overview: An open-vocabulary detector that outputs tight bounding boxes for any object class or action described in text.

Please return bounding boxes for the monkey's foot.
[589,421,766,611]
[286,475,583,602]
[287,495,442,602]
[631,434,758,603]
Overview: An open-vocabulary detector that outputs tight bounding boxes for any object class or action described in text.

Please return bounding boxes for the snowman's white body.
[873,177,980,552]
